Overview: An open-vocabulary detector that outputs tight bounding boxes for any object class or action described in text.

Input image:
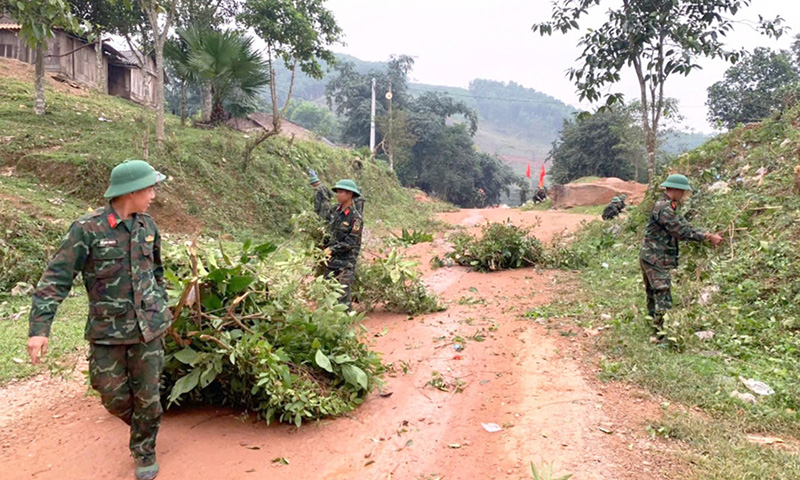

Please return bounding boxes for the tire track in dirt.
[0,209,680,480]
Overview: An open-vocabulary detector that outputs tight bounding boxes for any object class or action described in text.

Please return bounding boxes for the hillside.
[546,105,800,476]
[0,58,443,291]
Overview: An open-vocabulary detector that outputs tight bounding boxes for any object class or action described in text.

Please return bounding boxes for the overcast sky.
[325,0,800,133]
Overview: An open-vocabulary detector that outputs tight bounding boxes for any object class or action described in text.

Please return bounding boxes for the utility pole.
[387,79,393,170]
[369,77,376,153]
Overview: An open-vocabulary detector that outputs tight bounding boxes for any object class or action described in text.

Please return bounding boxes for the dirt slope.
[550,178,648,209]
[0,210,679,480]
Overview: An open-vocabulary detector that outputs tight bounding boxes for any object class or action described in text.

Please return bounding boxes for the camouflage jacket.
[314,184,332,220]
[29,205,170,344]
[640,193,707,269]
[325,204,363,269]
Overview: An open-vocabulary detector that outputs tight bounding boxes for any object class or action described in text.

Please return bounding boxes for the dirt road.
[0,209,676,480]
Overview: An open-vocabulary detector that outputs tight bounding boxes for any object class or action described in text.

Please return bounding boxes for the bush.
[354,248,443,315]
[161,240,383,427]
[445,221,544,272]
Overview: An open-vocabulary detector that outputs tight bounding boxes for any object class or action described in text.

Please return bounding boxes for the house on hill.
[0,15,160,107]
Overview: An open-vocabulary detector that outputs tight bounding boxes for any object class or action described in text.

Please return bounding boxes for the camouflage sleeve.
[315,186,332,219]
[153,227,168,302]
[29,221,90,337]
[657,206,707,242]
[329,217,362,255]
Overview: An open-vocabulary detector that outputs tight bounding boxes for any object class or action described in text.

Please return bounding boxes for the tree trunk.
[180,80,187,126]
[210,99,225,124]
[154,38,165,142]
[95,37,106,93]
[34,45,46,115]
[645,126,657,183]
[201,84,212,122]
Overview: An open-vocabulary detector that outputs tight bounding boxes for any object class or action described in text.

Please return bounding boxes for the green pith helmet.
[660,174,693,192]
[332,179,361,197]
[104,160,166,199]
[611,196,621,203]
[308,168,320,185]
[620,194,627,200]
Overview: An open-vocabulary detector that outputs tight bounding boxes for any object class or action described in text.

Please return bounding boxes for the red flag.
[525,164,531,178]
[538,164,546,188]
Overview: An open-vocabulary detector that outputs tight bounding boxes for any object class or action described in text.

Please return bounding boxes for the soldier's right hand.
[27,336,49,364]
[707,233,724,246]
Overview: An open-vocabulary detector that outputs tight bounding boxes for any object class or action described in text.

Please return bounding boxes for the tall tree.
[239,0,342,170]
[533,0,785,182]
[548,108,643,184]
[707,47,799,129]
[139,0,180,143]
[1,0,82,114]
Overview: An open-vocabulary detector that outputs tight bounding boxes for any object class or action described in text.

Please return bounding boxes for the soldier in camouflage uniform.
[308,169,333,221]
[639,174,723,342]
[323,179,363,309]
[602,196,623,220]
[27,160,169,480]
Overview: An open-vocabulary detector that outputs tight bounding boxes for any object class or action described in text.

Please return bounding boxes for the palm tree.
[165,28,203,125]
[189,30,269,124]
[167,28,270,125]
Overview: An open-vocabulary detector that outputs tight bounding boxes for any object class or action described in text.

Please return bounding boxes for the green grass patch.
[0,295,87,384]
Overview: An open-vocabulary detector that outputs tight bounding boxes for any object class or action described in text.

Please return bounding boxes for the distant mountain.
[271,54,704,175]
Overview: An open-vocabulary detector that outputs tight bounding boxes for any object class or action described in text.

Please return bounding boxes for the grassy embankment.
[0,68,446,383]
[535,108,800,478]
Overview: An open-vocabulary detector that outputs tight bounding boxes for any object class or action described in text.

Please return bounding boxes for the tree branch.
[279,57,298,119]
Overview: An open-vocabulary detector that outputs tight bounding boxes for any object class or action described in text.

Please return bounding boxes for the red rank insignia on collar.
[108,214,118,228]
[671,201,676,210]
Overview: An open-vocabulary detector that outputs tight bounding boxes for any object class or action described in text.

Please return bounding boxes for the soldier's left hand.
[322,247,332,259]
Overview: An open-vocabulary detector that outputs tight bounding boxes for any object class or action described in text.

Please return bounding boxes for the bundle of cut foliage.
[387,228,434,247]
[445,222,544,272]
[354,248,443,315]
[160,240,382,427]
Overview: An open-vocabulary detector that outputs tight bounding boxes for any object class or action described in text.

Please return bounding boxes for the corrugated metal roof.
[0,23,22,30]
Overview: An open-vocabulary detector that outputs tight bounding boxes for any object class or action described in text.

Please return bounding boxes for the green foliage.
[549,108,641,184]
[327,56,519,207]
[354,249,443,315]
[534,0,786,179]
[446,222,544,272]
[530,462,572,480]
[387,228,433,247]
[285,99,339,138]
[707,45,800,129]
[172,28,270,123]
[162,240,382,426]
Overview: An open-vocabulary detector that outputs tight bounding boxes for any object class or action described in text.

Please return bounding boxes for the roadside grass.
[535,105,800,477]
[562,204,604,215]
[0,294,87,384]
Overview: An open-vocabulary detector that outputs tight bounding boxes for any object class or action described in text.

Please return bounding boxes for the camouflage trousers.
[640,259,673,335]
[326,263,356,309]
[89,337,164,466]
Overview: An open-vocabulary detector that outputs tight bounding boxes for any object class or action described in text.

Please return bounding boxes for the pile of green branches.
[354,248,444,315]
[161,240,382,426]
[443,221,545,272]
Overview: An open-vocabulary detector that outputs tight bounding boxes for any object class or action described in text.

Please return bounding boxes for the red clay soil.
[0,209,681,480]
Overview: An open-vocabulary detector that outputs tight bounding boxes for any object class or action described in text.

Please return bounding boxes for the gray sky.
[325,0,800,133]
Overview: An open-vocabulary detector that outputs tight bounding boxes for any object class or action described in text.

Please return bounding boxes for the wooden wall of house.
[0,30,106,90]
[129,59,157,107]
